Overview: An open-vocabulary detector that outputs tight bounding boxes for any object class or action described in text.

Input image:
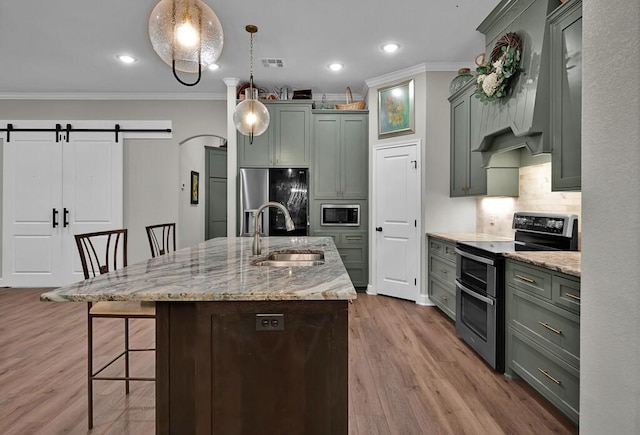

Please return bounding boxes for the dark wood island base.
[156,300,349,434]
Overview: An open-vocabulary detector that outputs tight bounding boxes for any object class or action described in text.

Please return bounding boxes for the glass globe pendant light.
[148,0,224,86]
[233,25,270,144]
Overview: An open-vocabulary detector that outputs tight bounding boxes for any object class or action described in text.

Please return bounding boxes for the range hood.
[473,0,561,166]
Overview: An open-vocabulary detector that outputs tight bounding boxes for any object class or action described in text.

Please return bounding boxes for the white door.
[3,131,122,286]
[374,143,420,301]
[3,132,64,287]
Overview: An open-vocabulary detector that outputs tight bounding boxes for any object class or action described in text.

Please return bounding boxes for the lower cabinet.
[427,236,457,320]
[505,259,580,424]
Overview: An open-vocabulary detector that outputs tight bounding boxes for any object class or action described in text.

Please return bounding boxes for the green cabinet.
[449,80,487,197]
[550,0,582,191]
[238,102,312,167]
[312,112,368,200]
[505,259,580,424]
[427,236,457,320]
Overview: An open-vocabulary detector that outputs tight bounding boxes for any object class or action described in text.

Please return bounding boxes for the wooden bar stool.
[75,229,155,429]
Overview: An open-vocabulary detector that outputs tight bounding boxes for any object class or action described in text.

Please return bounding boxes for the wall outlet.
[490,215,496,225]
[255,314,284,331]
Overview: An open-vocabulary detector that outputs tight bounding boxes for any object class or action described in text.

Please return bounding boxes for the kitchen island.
[41,236,356,434]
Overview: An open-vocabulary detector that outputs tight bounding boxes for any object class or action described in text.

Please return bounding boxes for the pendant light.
[233,25,270,144]
[148,0,224,87]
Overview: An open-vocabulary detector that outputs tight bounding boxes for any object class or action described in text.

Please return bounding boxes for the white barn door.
[3,130,122,287]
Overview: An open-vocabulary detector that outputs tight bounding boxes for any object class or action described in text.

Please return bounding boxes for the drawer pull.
[440,269,449,274]
[432,243,441,250]
[538,368,562,385]
[515,274,536,284]
[538,321,562,335]
[340,254,347,258]
[346,236,362,241]
[565,293,581,301]
[440,295,448,302]
[445,247,455,254]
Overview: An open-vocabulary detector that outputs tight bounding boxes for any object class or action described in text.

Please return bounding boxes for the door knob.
[376,227,383,232]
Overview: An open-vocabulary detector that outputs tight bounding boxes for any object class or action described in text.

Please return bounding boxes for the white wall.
[366,67,476,302]
[0,100,226,263]
[581,0,640,432]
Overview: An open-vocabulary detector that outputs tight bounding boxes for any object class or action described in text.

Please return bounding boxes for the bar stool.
[145,223,176,257]
[75,229,155,429]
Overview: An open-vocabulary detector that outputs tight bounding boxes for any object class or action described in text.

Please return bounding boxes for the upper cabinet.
[238,102,312,168]
[312,111,368,200]
[549,0,582,191]
[449,81,487,197]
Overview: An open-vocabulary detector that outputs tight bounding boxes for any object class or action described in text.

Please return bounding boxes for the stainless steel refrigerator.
[239,168,309,236]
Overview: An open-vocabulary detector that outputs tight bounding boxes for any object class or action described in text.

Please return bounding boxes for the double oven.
[454,212,579,372]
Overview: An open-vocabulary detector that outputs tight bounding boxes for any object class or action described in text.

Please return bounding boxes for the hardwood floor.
[0,288,578,434]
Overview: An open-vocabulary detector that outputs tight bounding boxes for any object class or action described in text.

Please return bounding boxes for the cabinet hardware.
[538,368,562,385]
[445,247,455,255]
[440,269,448,274]
[63,208,69,228]
[440,295,448,302]
[432,243,441,250]
[565,293,581,301]
[515,274,536,284]
[538,321,562,335]
[340,254,347,258]
[52,208,59,228]
[346,236,361,241]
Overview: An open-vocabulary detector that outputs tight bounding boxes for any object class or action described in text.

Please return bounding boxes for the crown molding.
[0,92,228,101]
[365,62,475,89]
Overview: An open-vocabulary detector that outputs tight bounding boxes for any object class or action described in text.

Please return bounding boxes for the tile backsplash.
[476,162,582,242]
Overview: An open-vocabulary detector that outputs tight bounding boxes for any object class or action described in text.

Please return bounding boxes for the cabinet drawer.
[553,276,581,314]
[429,238,457,262]
[345,265,367,288]
[506,261,552,301]
[509,288,580,367]
[429,255,456,286]
[340,232,367,245]
[429,277,456,320]
[508,330,579,424]
[337,246,365,264]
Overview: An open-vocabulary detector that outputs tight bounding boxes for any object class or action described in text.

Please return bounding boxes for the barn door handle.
[63,208,69,227]
[376,227,383,232]
[52,208,59,228]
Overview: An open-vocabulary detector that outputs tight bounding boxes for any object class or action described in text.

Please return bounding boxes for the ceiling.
[0,0,500,100]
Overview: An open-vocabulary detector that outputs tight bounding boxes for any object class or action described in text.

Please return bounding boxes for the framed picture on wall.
[190,171,199,204]
[377,79,415,139]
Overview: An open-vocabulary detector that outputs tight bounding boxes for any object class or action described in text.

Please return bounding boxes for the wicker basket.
[335,87,365,110]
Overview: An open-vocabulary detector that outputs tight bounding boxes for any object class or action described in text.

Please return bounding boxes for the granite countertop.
[427,232,513,243]
[503,251,581,277]
[41,237,357,303]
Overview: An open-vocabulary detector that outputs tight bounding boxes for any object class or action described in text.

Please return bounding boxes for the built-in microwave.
[320,204,360,226]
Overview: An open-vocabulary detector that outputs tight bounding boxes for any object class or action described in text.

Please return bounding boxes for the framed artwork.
[190,171,199,204]
[378,79,415,138]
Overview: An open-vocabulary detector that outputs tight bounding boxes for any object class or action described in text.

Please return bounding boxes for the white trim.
[0,92,227,101]
[366,284,377,296]
[416,294,435,306]
[365,62,472,89]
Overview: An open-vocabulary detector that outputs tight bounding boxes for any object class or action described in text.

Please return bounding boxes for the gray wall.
[0,100,226,264]
[581,0,640,432]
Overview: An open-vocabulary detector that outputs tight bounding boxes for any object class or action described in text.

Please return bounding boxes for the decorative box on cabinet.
[505,259,580,424]
[549,0,582,191]
[237,101,312,167]
[427,236,457,320]
[312,111,368,200]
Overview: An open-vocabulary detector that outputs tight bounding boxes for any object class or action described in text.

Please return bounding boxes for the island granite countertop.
[41,237,357,303]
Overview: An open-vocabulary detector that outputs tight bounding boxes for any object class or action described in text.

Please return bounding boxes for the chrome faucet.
[253,201,296,255]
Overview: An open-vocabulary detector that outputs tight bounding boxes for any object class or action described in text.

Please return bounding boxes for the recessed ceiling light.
[116,54,137,64]
[329,63,344,72]
[208,63,220,71]
[382,43,400,53]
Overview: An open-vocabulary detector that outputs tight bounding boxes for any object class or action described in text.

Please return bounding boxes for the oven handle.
[456,280,495,306]
[455,247,495,266]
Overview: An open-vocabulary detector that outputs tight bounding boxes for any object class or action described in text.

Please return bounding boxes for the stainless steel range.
[454,212,579,372]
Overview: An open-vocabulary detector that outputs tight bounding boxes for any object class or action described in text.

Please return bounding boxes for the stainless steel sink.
[253,250,325,267]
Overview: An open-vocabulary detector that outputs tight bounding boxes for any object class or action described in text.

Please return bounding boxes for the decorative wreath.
[475,32,522,102]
